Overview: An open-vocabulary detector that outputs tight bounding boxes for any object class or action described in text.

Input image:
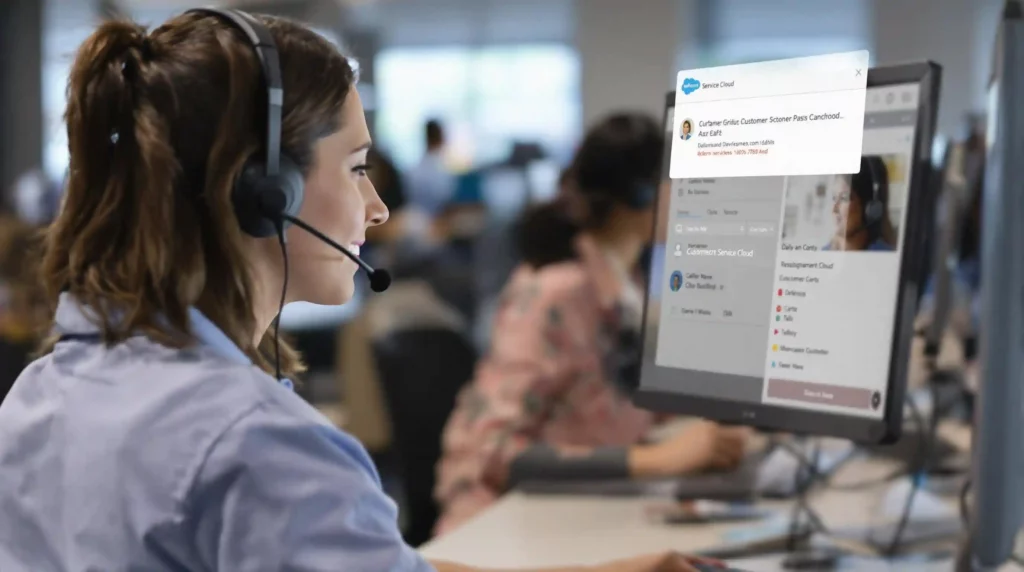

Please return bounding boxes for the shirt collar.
[53,293,294,391]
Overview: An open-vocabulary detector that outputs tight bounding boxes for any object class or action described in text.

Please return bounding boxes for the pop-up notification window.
[670,51,869,179]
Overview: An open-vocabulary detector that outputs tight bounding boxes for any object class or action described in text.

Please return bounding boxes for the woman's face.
[832,177,862,238]
[284,90,388,305]
[683,122,691,135]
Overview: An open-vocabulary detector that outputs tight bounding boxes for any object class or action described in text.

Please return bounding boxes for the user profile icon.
[669,271,683,292]
[674,244,683,257]
[680,118,694,141]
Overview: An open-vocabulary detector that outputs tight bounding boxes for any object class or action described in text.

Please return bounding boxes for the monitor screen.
[639,79,926,435]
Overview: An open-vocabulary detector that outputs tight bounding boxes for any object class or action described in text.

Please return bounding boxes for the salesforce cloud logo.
[681,77,700,95]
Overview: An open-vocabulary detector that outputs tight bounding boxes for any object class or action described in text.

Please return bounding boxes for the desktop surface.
[634,65,941,443]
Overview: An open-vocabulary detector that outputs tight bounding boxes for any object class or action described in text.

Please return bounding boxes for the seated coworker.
[825,155,897,252]
[363,147,476,324]
[0,12,718,572]
[435,113,749,535]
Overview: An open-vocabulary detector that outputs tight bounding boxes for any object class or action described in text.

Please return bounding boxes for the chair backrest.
[0,337,32,405]
[371,327,477,547]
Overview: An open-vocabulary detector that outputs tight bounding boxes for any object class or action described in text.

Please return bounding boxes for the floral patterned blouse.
[433,235,656,535]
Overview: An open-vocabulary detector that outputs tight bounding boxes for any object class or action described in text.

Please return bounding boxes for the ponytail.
[517,112,662,270]
[46,20,198,347]
[33,20,199,365]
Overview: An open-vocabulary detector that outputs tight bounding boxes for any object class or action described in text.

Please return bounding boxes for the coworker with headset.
[0,9,723,572]
[435,113,749,536]
[825,155,898,252]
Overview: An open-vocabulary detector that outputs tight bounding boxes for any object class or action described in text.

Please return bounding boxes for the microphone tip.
[369,268,392,293]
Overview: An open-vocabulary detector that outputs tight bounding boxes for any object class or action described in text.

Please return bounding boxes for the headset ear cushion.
[277,154,305,220]
[233,155,306,238]
[630,182,657,209]
[864,199,885,225]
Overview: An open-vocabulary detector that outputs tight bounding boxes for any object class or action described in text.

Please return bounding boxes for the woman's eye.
[352,163,372,178]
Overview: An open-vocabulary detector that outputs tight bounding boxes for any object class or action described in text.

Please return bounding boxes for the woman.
[825,155,897,251]
[680,119,693,141]
[435,113,749,535]
[0,11,719,572]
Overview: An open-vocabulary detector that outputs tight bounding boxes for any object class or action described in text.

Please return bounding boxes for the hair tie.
[121,34,152,82]
[139,36,154,61]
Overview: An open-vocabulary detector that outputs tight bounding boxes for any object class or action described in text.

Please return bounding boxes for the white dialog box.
[670,51,869,179]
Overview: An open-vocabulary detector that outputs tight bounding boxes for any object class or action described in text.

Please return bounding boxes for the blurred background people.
[0,214,46,402]
[826,155,898,252]
[406,119,456,217]
[343,146,478,547]
[433,113,749,535]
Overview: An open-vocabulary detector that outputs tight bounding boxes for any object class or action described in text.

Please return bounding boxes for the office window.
[43,0,97,182]
[374,45,581,170]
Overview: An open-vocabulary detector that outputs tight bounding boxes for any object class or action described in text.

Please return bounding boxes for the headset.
[187,8,391,294]
[861,156,887,239]
[186,8,391,381]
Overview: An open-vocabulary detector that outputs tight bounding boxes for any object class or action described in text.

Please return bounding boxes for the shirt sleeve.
[189,401,434,572]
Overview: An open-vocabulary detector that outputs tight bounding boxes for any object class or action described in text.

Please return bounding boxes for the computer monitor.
[633,63,941,444]
[961,2,1024,569]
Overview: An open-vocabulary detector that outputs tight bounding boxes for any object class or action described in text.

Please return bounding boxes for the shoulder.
[506,261,596,309]
[82,337,339,470]
[489,262,601,354]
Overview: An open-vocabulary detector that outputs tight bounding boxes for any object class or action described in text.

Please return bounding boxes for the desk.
[420,438,1012,571]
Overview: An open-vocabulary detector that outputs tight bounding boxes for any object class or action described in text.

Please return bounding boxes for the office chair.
[372,327,477,547]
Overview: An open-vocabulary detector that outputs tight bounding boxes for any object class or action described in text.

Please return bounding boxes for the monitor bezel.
[631,62,942,445]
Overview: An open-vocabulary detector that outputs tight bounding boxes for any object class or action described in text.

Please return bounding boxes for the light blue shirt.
[407,153,455,216]
[0,293,434,572]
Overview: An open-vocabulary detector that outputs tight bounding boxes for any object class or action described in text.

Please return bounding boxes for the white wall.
[347,0,575,47]
[575,0,678,126]
[871,0,1003,138]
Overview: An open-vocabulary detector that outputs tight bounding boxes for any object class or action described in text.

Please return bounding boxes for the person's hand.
[592,551,727,572]
[630,421,749,478]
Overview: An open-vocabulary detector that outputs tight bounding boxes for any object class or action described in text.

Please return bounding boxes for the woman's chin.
[303,279,356,307]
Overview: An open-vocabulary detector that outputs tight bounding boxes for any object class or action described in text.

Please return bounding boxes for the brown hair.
[39,12,357,377]
[516,112,663,268]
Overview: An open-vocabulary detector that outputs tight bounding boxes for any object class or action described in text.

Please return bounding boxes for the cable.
[785,439,828,552]
[885,388,935,556]
[273,219,288,382]
[959,478,971,529]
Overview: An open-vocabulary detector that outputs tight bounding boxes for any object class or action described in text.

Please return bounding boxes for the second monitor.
[633,63,941,444]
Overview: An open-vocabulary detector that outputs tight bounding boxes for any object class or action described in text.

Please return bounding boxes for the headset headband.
[187,8,283,176]
[865,156,881,202]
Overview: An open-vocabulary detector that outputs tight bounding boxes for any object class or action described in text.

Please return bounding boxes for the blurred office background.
[0,0,1001,547]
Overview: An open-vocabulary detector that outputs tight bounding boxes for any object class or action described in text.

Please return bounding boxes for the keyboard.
[691,564,753,572]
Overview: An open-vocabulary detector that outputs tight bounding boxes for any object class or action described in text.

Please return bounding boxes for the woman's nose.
[366,194,389,227]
